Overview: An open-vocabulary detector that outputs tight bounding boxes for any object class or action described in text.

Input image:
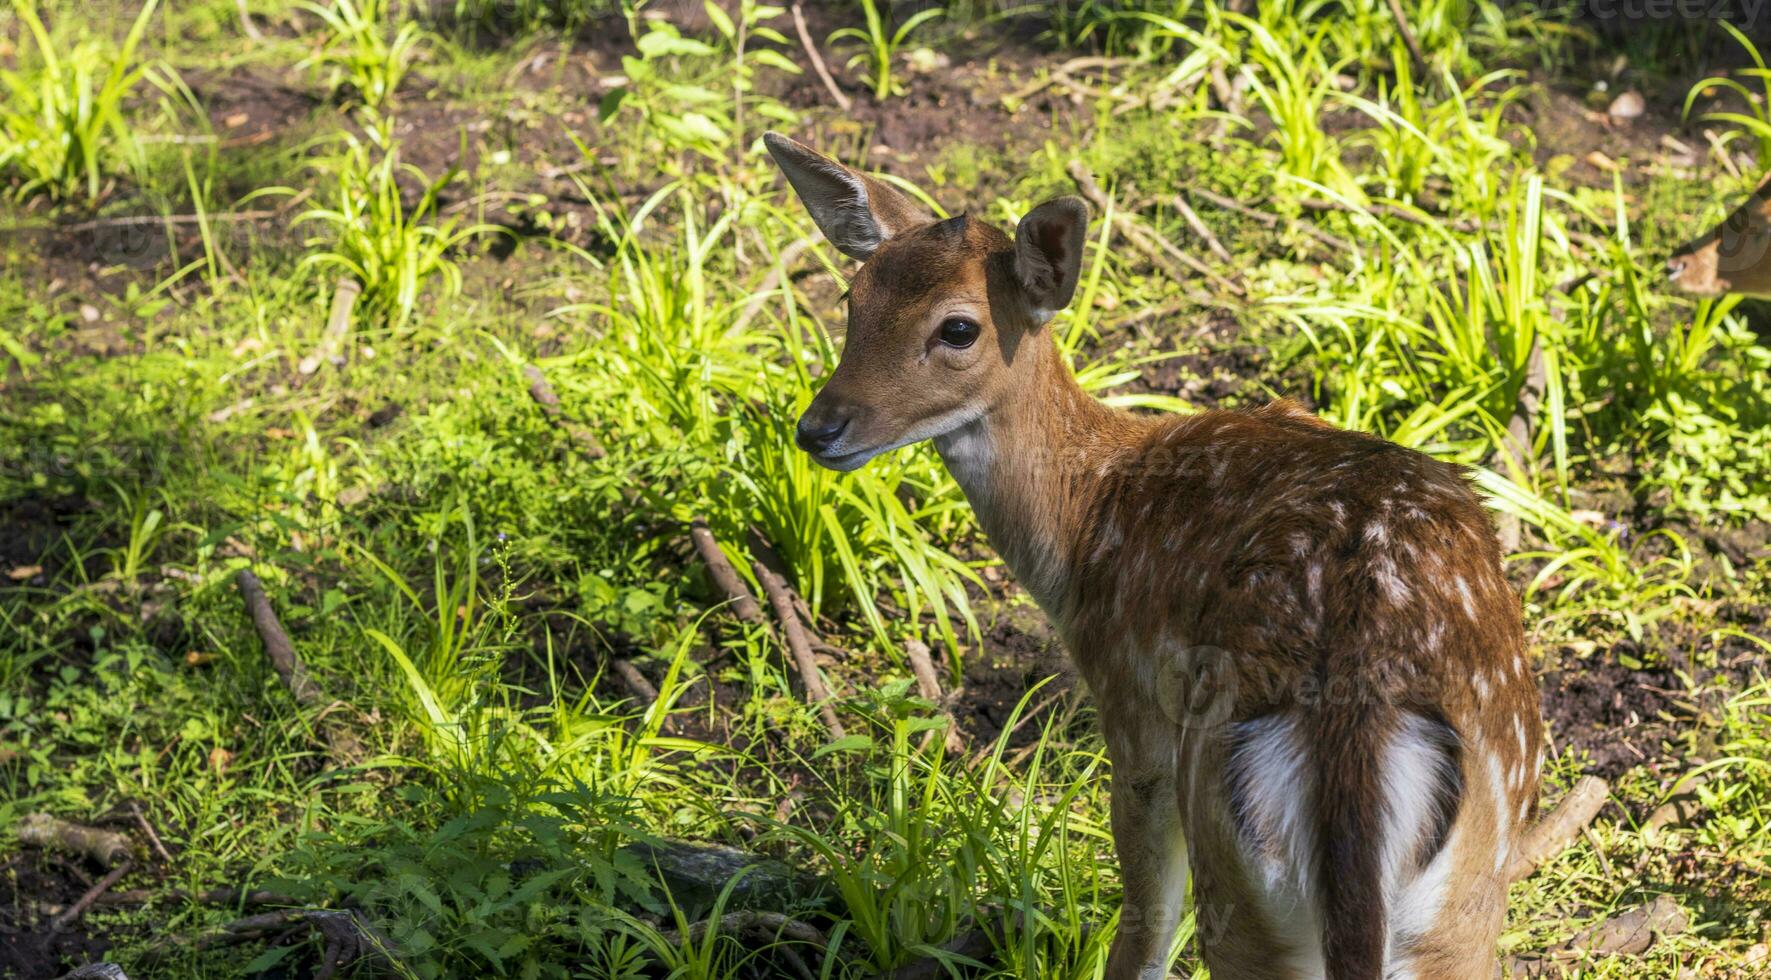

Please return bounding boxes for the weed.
[0,0,173,202]
[830,0,944,102]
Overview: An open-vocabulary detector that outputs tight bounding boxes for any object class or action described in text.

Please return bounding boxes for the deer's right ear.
[763,132,926,261]
[1014,197,1089,323]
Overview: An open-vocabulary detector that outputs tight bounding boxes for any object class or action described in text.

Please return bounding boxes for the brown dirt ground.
[5,7,1771,974]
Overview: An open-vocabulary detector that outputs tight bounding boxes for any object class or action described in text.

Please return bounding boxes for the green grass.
[1,0,1768,978]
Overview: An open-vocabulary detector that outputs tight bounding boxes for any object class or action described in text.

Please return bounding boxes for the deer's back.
[1068,399,1530,733]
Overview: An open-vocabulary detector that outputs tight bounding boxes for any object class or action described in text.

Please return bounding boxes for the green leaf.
[812,733,872,758]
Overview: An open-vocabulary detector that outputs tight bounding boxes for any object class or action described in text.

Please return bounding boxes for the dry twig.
[1508,775,1610,882]
[1172,193,1231,262]
[236,570,365,762]
[905,639,966,754]
[51,861,133,933]
[1067,161,1242,297]
[752,560,845,738]
[523,364,607,460]
[691,518,767,625]
[790,4,851,112]
[298,279,360,375]
[1384,0,1430,79]
[129,803,173,864]
[732,236,813,336]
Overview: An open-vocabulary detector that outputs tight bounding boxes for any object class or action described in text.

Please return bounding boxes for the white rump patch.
[1380,716,1461,974]
[1225,715,1324,975]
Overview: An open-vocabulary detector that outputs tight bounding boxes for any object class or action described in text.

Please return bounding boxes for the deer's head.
[1668,171,1771,297]
[764,133,1088,471]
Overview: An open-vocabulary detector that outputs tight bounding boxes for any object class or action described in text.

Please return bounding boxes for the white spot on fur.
[1473,672,1490,702]
[1454,576,1477,620]
[1486,751,1511,873]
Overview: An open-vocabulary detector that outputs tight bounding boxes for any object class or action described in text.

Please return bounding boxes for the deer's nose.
[1666,255,1687,281]
[795,412,851,454]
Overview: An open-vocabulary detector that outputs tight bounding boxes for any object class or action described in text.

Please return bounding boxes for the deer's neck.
[933,345,1150,625]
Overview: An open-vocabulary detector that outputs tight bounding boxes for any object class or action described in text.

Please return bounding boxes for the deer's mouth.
[808,446,879,471]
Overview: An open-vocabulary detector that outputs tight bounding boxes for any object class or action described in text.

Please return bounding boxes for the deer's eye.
[937,317,980,349]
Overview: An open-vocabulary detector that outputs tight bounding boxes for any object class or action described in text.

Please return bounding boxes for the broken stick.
[905,639,966,754]
[1506,894,1689,976]
[790,4,851,112]
[1067,160,1243,296]
[523,364,607,460]
[236,570,365,761]
[691,518,766,625]
[236,569,321,705]
[51,860,133,933]
[751,560,845,738]
[17,813,131,866]
[297,278,360,375]
[1508,775,1610,882]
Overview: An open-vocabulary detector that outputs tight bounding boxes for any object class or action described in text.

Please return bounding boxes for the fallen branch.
[1384,0,1430,80]
[237,569,321,705]
[17,813,131,867]
[905,639,966,754]
[298,279,359,375]
[610,658,675,735]
[1507,895,1689,975]
[657,909,827,948]
[143,908,393,980]
[57,965,131,980]
[98,884,299,908]
[1172,193,1231,262]
[1508,775,1610,883]
[236,570,365,762]
[751,560,845,738]
[691,518,767,625]
[38,210,280,234]
[1067,161,1242,297]
[523,364,607,460]
[51,861,133,933]
[790,4,851,112]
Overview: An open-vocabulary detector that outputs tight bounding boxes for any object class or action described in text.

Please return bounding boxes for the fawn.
[1668,168,1771,295]
[763,133,1542,980]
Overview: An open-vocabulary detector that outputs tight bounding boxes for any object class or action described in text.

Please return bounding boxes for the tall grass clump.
[298,0,426,112]
[0,0,171,202]
[295,136,497,326]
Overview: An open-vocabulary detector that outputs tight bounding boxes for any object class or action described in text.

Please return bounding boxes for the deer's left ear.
[1014,197,1089,323]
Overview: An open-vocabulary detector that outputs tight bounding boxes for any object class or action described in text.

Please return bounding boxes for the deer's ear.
[1014,197,1089,323]
[763,132,927,261]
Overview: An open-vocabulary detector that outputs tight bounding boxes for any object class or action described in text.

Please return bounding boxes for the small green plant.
[830,0,944,101]
[297,0,425,112]
[295,136,496,326]
[0,0,168,202]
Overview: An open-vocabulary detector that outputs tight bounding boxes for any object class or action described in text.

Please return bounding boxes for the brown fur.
[1668,169,1771,296]
[763,133,1543,980]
